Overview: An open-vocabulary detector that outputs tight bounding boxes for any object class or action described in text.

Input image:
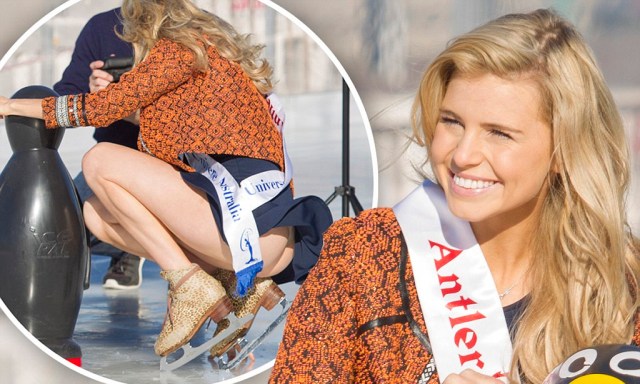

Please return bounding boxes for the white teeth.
[453,175,495,190]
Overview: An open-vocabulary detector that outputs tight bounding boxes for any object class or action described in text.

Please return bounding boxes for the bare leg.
[81,143,293,274]
[82,198,149,257]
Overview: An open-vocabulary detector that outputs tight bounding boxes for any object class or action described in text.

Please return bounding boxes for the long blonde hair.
[119,0,273,94]
[412,8,639,383]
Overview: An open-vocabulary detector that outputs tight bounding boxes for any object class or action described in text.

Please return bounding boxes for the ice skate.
[155,263,237,371]
[217,295,292,370]
[159,311,254,371]
[207,270,293,370]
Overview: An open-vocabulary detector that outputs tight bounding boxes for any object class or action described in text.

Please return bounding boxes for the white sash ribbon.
[181,93,292,295]
[393,180,512,382]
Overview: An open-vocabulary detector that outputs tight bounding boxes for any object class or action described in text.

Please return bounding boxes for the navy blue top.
[53,8,139,149]
[504,295,528,338]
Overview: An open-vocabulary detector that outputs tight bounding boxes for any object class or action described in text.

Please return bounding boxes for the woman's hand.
[0,97,43,120]
[89,60,139,125]
[89,60,113,93]
[443,369,507,383]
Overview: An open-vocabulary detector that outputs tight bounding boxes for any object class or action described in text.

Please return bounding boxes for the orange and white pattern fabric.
[271,208,640,384]
[42,38,283,172]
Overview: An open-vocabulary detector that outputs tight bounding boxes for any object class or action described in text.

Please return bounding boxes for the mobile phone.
[102,57,134,83]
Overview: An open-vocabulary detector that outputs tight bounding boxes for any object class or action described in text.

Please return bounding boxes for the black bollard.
[0,85,89,366]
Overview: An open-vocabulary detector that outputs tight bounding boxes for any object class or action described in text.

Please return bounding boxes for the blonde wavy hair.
[411,8,640,383]
[119,0,273,94]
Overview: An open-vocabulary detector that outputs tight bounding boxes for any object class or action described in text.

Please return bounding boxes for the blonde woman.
[271,8,640,384]
[0,0,332,362]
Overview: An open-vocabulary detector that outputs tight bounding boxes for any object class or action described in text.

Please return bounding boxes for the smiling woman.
[271,8,640,384]
[430,73,553,229]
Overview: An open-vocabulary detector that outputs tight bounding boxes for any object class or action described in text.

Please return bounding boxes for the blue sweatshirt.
[53,8,138,149]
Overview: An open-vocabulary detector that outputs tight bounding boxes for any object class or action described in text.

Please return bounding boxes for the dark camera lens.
[102,57,133,83]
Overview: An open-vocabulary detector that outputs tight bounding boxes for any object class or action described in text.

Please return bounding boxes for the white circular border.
[260,0,379,209]
[0,0,379,383]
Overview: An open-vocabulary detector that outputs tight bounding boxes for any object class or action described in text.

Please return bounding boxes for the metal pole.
[341,79,350,217]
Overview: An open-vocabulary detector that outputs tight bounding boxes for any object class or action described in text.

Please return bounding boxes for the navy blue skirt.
[181,155,333,284]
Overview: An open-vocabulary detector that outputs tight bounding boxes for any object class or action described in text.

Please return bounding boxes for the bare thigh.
[82,143,293,273]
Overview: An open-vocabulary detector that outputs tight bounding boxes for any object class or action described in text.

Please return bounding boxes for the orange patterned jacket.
[42,38,283,172]
[270,208,640,383]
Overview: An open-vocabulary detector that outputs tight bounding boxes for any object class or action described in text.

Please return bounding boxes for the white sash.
[393,180,512,382]
[181,93,292,296]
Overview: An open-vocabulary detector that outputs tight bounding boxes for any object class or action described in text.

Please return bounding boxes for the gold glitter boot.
[154,263,232,357]
[208,268,285,358]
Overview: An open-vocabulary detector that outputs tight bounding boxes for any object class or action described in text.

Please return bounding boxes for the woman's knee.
[81,142,119,185]
[82,142,128,186]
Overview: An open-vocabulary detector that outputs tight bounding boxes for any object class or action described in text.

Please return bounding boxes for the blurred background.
[0,0,375,211]
[273,0,640,231]
[3,0,640,382]
[0,0,373,383]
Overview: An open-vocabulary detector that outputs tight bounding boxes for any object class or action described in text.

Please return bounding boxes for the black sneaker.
[102,254,145,290]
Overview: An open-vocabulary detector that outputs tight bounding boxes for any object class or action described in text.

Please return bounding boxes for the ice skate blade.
[159,312,253,372]
[218,297,292,370]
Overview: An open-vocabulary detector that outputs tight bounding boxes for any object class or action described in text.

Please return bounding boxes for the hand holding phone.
[101,57,134,83]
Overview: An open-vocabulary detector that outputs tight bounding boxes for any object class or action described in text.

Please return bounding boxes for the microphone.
[543,344,640,383]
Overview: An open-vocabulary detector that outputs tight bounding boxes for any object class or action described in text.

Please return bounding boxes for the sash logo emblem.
[240,228,256,264]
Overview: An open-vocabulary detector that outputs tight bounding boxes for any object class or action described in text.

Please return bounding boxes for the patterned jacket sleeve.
[270,217,360,383]
[42,38,194,129]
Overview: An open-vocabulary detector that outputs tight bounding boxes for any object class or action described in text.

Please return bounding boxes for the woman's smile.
[430,72,553,226]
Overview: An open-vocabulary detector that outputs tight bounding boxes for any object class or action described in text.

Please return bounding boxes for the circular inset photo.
[0,1,375,383]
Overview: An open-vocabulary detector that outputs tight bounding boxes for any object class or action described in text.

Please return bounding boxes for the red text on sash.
[430,240,487,369]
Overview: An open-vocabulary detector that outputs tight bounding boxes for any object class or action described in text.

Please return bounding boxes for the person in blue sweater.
[54,7,145,289]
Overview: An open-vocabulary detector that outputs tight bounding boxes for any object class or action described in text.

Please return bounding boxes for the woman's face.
[429,72,553,228]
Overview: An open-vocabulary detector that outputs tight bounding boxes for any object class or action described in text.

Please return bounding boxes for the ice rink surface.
[75,257,296,384]
[0,89,374,384]
[0,1,376,382]
[5,1,640,383]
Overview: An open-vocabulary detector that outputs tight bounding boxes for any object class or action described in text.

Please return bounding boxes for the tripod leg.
[347,192,364,215]
[325,190,339,205]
